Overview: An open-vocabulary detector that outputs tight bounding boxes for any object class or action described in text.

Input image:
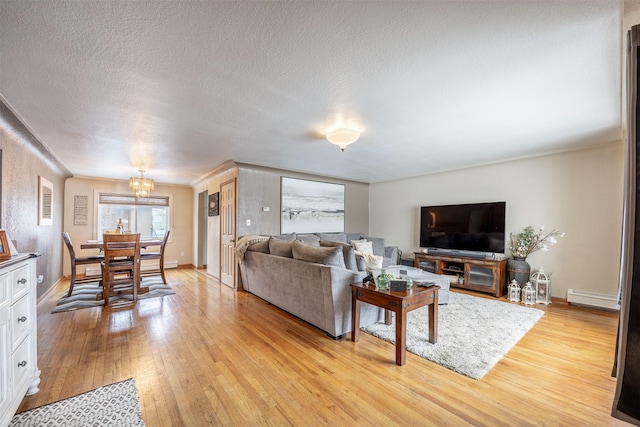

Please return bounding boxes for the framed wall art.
[0,230,10,260]
[38,176,53,226]
[281,177,345,234]
[208,192,219,217]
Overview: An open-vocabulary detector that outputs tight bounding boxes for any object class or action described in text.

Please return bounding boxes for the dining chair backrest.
[140,230,171,283]
[62,231,77,259]
[102,233,141,306]
[63,231,105,297]
[102,233,141,260]
[159,229,170,255]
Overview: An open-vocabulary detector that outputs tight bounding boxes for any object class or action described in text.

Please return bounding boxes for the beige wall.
[370,142,625,300]
[62,177,194,276]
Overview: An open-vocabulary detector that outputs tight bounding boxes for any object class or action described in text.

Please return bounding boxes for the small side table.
[351,282,439,366]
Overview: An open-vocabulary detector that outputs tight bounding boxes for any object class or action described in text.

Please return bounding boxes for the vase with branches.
[508,226,565,285]
[509,226,565,259]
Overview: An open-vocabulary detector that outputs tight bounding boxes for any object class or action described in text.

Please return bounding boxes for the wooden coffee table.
[351,282,439,366]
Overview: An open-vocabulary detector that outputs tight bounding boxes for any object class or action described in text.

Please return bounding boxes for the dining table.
[80,238,164,250]
[80,237,164,297]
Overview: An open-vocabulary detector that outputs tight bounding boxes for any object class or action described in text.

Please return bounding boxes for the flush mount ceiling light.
[326,127,361,152]
[129,170,154,198]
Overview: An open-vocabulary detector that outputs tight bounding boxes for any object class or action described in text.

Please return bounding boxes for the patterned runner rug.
[361,292,544,380]
[52,276,175,313]
[10,378,145,426]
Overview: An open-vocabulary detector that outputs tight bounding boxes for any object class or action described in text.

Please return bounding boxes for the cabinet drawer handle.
[18,361,27,368]
[17,316,27,323]
[17,278,27,284]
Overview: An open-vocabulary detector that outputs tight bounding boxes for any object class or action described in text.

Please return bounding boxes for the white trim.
[566,289,619,310]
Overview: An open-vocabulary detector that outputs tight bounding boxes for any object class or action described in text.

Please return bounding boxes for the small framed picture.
[0,230,11,260]
[208,192,219,217]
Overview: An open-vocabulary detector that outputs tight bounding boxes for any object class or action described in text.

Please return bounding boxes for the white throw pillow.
[352,240,373,255]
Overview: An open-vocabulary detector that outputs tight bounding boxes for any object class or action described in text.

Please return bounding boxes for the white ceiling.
[0,1,625,185]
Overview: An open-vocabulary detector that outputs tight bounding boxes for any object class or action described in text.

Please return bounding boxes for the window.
[97,193,171,239]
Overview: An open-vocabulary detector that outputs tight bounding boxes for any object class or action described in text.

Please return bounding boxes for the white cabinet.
[0,254,40,427]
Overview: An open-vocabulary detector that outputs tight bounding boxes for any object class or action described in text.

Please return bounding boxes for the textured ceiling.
[0,1,624,185]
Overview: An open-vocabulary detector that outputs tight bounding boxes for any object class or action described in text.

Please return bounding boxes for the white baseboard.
[567,289,619,310]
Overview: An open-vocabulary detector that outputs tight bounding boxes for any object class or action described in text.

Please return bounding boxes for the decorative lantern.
[508,279,521,303]
[521,281,536,305]
[531,268,552,305]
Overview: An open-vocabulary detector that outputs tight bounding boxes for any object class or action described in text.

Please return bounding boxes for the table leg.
[396,308,407,366]
[351,291,361,342]
[428,292,438,344]
[385,309,392,325]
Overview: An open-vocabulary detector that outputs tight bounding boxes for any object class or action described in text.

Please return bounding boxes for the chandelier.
[129,170,154,198]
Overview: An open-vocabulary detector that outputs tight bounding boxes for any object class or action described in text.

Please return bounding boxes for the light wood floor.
[18,268,630,426]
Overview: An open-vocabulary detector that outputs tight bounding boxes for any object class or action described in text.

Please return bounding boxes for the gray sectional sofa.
[238,232,399,338]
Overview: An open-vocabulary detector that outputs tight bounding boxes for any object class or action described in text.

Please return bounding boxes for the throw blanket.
[355,251,383,270]
[235,235,269,264]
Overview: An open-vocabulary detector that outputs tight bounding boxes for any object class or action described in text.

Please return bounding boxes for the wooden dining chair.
[140,230,171,284]
[101,233,141,307]
[62,231,104,297]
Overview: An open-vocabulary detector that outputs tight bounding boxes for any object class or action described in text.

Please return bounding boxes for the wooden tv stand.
[413,252,508,297]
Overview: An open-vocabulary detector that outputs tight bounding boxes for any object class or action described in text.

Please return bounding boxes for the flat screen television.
[419,202,506,254]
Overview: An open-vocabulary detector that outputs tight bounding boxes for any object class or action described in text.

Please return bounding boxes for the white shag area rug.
[361,292,544,380]
[10,378,145,426]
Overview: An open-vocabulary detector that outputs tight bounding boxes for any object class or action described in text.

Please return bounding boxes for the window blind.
[99,193,169,207]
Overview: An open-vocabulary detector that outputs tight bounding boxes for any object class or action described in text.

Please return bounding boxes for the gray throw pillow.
[366,237,385,257]
[296,233,321,246]
[247,239,270,253]
[355,254,366,271]
[316,232,348,244]
[272,233,297,241]
[320,240,358,271]
[292,240,346,268]
[269,239,294,258]
[347,233,365,242]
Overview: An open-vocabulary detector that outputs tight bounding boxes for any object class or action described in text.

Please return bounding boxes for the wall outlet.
[180,251,185,256]
[262,206,270,212]
[37,274,44,283]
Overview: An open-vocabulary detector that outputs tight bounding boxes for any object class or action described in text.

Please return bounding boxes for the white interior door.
[220,179,236,288]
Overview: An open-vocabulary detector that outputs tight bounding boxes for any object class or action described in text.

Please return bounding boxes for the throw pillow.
[296,233,321,246]
[247,238,270,253]
[352,240,382,270]
[352,240,374,256]
[272,233,297,241]
[319,240,358,271]
[366,237,385,257]
[269,239,294,258]
[347,233,365,243]
[292,240,346,268]
[317,232,348,244]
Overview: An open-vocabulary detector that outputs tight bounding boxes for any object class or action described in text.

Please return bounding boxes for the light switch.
[246,219,251,226]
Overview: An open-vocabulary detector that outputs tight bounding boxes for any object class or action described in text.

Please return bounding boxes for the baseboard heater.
[567,289,619,310]
[85,260,179,277]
